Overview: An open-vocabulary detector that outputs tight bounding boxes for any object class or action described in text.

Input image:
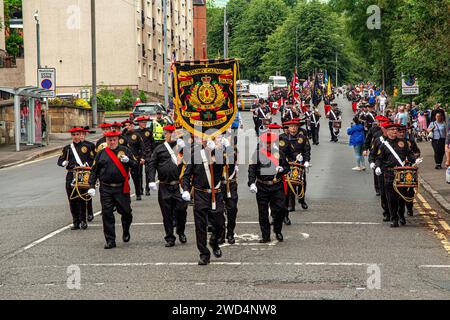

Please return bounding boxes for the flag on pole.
[312,74,323,107]
[326,76,332,97]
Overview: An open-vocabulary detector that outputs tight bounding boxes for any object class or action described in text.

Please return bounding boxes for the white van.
[269,76,288,90]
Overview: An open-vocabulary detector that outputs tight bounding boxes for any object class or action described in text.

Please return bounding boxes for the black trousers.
[99,185,133,243]
[221,181,238,237]
[143,156,152,193]
[398,187,415,216]
[256,182,285,240]
[285,172,307,211]
[65,173,86,225]
[378,173,388,216]
[432,138,446,165]
[328,122,338,141]
[310,124,320,144]
[158,183,188,242]
[373,170,380,194]
[130,164,142,197]
[193,190,225,260]
[384,172,403,222]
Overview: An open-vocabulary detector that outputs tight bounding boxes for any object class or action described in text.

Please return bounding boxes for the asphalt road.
[0,96,449,300]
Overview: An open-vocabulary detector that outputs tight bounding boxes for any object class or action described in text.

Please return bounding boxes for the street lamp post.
[91,0,98,128]
[336,44,344,88]
[34,11,41,69]
[163,0,169,109]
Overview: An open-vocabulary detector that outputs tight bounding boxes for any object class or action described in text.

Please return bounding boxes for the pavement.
[0,98,449,300]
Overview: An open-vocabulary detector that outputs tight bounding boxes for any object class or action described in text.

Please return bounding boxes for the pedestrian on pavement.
[347,117,366,171]
[148,125,188,248]
[88,131,138,249]
[427,113,447,169]
[57,127,96,230]
[430,103,447,123]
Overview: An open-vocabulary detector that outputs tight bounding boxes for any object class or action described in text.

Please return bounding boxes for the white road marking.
[0,194,135,263]
[418,265,450,269]
[1,154,58,170]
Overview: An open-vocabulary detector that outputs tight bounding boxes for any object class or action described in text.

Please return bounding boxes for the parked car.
[237,93,259,111]
[237,80,251,93]
[129,103,166,121]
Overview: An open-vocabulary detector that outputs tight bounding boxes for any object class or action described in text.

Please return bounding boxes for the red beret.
[121,120,134,126]
[68,127,85,133]
[267,124,282,130]
[111,122,123,128]
[99,123,112,129]
[163,125,176,132]
[381,122,399,129]
[375,116,389,122]
[135,116,149,122]
[104,131,122,137]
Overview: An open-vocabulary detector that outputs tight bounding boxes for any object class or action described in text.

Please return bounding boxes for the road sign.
[37,68,56,97]
[402,75,419,95]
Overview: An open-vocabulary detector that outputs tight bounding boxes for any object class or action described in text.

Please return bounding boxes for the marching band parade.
[56,62,425,266]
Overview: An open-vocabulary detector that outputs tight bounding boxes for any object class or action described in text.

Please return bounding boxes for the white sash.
[381,138,404,166]
[368,112,375,121]
[312,113,317,125]
[329,110,337,121]
[200,149,213,190]
[70,143,84,167]
[164,142,178,165]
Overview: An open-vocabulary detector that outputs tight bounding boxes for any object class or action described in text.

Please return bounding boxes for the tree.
[231,0,288,81]
[6,29,23,58]
[225,0,251,39]
[206,5,224,58]
[139,90,148,103]
[119,88,134,110]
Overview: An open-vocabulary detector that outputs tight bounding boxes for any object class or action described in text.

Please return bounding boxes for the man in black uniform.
[111,122,130,147]
[248,131,289,243]
[397,125,422,217]
[81,126,97,222]
[375,123,417,227]
[252,98,269,136]
[88,131,138,249]
[327,103,342,142]
[122,119,146,201]
[57,127,95,230]
[309,107,321,145]
[135,116,153,196]
[279,119,311,220]
[148,125,188,247]
[95,123,112,153]
[182,137,226,265]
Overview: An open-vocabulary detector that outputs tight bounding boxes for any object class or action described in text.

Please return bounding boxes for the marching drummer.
[57,127,95,230]
[81,126,97,222]
[327,103,342,143]
[248,130,289,243]
[147,125,188,248]
[374,123,420,227]
[135,116,153,196]
[95,123,113,153]
[279,118,311,221]
[88,131,138,249]
[110,122,130,147]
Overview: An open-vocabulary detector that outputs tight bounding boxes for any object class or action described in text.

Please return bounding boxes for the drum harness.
[69,143,92,202]
[380,137,417,203]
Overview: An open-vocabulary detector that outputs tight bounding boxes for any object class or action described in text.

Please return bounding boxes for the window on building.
[148,65,152,81]
[159,69,163,85]
[158,39,162,55]
[138,60,142,77]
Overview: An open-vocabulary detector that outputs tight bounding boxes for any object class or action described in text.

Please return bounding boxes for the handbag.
[427,122,435,140]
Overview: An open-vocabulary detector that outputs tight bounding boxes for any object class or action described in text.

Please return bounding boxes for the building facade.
[193,0,206,60]
[0,0,5,52]
[23,0,194,98]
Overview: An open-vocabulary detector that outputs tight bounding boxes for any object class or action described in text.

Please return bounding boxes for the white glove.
[375,167,382,176]
[415,158,423,166]
[182,191,191,202]
[87,188,96,197]
[149,182,157,191]
[276,166,284,173]
[296,154,303,162]
[234,166,239,173]
[304,161,311,168]
[250,183,258,194]
[177,138,185,149]
[221,137,231,148]
[370,162,376,170]
[207,140,216,150]
[120,155,129,163]
[62,160,69,167]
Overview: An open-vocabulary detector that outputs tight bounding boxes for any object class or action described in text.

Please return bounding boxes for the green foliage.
[4,0,22,25]
[6,28,23,57]
[207,6,224,58]
[119,88,134,110]
[139,90,148,103]
[231,0,288,81]
[95,89,117,112]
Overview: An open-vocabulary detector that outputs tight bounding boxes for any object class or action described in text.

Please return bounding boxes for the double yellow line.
[415,193,450,255]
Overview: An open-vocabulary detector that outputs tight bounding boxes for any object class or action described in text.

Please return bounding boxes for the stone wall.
[0,58,25,87]
[48,105,105,133]
[0,100,14,144]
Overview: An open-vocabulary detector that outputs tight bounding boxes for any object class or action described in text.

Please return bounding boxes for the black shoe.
[300,202,308,210]
[383,216,391,222]
[227,234,235,245]
[104,242,116,249]
[165,241,175,248]
[284,217,291,225]
[218,238,225,245]
[136,195,142,201]
[269,219,274,225]
[207,225,213,232]
[399,217,406,226]
[198,257,210,265]
[407,211,413,217]
[375,192,381,197]
[80,222,88,230]
[259,238,271,243]
[276,233,284,242]
[213,247,222,258]
[145,191,150,196]
[70,224,80,230]
[391,220,399,228]
[87,214,94,222]
[179,234,187,244]
[123,229,131,243]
